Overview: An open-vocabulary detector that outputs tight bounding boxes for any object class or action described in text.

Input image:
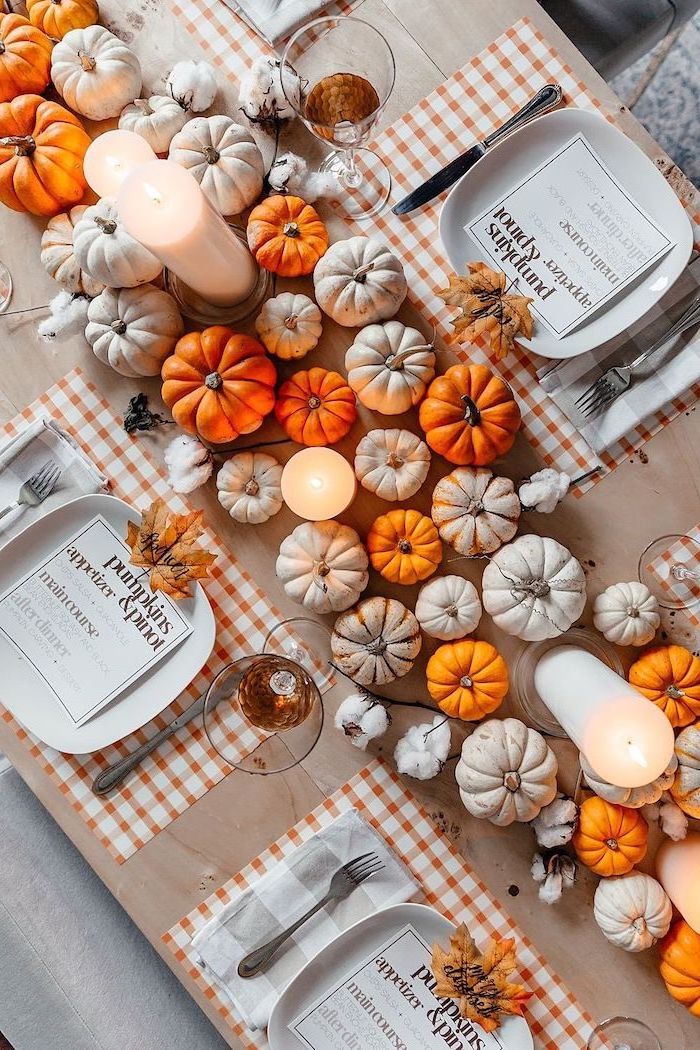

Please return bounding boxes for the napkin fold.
[192,808,420,1031]
[222,0,332,45]
[0,417,109,548]
[539,257,700,455]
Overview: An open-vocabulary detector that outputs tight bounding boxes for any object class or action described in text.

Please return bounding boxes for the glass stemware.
[638,533,700,610]
[587,1016,661,1050]
[0,260,12,313]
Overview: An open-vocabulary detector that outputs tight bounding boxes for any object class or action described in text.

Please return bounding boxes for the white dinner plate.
[268,902,534,1050]
[439,108,693,359]
[0,493,215,754]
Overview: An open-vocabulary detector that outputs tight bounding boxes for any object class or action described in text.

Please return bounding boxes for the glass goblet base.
[321,148,392,218]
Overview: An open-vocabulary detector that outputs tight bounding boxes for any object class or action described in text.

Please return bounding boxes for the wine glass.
[638,533,700,610]
[281,16,396,217]
[0,260,12,313]
[587,1016,661,1050]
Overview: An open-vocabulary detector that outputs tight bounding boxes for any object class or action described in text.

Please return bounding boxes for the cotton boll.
[167,60,217,112]
[518,468,570,513]
[394,716,451,781]
[268,153,340,201]
[164,434,213,493]
[531,851,576,905]
[37,290,90,344]
[335,693,390,751]
[238,57,300,128]
[531,796,578,848]
[659,794,688,841]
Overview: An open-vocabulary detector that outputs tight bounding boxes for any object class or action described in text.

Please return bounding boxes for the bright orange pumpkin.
[161,326,277,446]
[27,0,98,39]
[0,94,89,215]
[628,644,700,728]
[367,509,442,585]
[418,363,521,466]
[659,920,700,1016]
[426,638,508,720]
[0,15,53,103]
[275,367,357,446]
[572,797,648,876]
[247,195,328,276]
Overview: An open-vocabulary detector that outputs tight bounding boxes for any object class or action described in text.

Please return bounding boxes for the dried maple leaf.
[437,261,534,360]
[431,923,531,1033]
[126,498,216,600]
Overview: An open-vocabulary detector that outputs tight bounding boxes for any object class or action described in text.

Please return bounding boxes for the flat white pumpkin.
[580,752,678,808]
[313,236,407,327]
[169,115,264,215]
[40,206,104,298]
[276,520,369,614]
[345,320,436,413]
[86,284,183,378]
[217,452,283,524]
[415,575,482,640]
[482,534,587,641]
[671,723,700,818]
[255,293,322,360]
[331,596,421,686]
[119,95,188,153]
[431,467,520,557]
[51,26,142,120]
[354,428,430,502]
[73,198,163,288]
[594,873,672,952]
[593,581,660,647]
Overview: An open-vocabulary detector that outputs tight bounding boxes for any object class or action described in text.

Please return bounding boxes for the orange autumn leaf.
[437,261,534,360]
[126,498,216,600]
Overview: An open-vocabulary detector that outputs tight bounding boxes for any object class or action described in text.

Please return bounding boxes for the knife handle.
[483,83,563,150]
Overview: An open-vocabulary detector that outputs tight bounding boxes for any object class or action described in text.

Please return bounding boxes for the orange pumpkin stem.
[0,135,36,157]
[605,837,620,851]
[398,539,413,554]
[667,684,685,699]
[203,145,220,164]
[283,221,300,238]
[0,42,5,55]
[460,674,473,688]
[79,50,97,72]
[93,215,117,235]
[461,395,481,426]
[205,371,223,390]
[307,394,322,409]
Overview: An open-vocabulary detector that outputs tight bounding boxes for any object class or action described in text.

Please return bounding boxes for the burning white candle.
[117,160,258,308]
[281,448,357,521]
[657,833,700,933]
[534,646,675,788]
[83,130,157,198]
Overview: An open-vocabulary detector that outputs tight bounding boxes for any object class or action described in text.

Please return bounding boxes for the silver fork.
[575,294,700,419]
[0,460,62,522]
[237,852,385,979]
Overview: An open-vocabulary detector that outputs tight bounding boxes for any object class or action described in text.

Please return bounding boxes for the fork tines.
[575,378,619,418]
[344,852,385,884]
[30,460,62,498]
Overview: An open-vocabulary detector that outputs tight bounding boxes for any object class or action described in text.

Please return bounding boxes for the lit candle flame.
[627,741,649,769]
[144,182,164,206]
[309,477,324,490]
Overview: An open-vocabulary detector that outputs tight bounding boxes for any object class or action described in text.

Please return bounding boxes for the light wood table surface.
[1,1,699,1046]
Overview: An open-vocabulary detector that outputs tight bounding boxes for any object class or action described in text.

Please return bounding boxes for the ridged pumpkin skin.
[0,15,53,102]
[0,94,89,215]
[161,326,277,446]
[426,638,508,721]
[27,0,98,39]
[275,367,357,446]
[629,644,700,728]
[367,509,442,585]
[572,797,648,876]
[418,363,521,466]
[659,920,700,1016]
[247,195,328,277]
[671,723,700,818]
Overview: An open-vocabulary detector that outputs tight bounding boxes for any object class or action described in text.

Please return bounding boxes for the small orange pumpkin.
[367,509,442,585]
[275,367,357,446]
[572,797,648,877]
[161,326,277,446]
[426,638,508,720]
[629,644,700,728]
[247,195,328,277]
[418,363,521,466]
[27,0,98,39]
[659,919,700,1016]
[0,15,53,103]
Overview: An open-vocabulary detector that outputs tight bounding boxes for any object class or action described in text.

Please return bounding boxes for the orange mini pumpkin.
[161,326,277,446]
[572,797,648,877]
[247,195,329,277]
[367,509,442,585]
[426,638,508,720]
[275,367,357,446]
[0,15,53,103]
[629,644,700,728]
[659,919,700,1016]
[418,363,521,466]
[27,0,98,39]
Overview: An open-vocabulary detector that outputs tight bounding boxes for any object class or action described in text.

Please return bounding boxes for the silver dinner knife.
[391,82,563,215]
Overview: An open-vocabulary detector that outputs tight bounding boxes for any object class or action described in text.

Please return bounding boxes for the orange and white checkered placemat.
[645,525,700,624]
[163,759,594,1049]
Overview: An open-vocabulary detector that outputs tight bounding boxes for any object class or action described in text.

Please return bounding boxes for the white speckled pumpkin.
[276,520,369,614]
[354,429,430,503]
[415,575,482,640]
[313,236,407,327]
[594,873,672,952]
[580,751,678,808]
[51,26,142,120]
[85,284,184,378]
[431,467,520,557]
[345,321,436,414]
[169,115,264,215]
[72,198,162,288]
[40,205,104,298]
[593,581,660,647]
[119,95,188,153]
[671,723,700,818]
[331,596,421,686]
[255,293,322,360]
[216,452,283,525]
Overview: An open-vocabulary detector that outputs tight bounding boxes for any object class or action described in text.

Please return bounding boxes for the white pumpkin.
[580,752,678,808]
[119,95,188,153]
[169,115,264,215]
[331,596,422,686]
[51,26,142,120]
[593,581,660,647]
[85,284,184,378]
[456,717,558,826]
[670,724,700,818]
[255,293,322,360]
[166,59,217,112]
[415,575,482,640]
[431,467,520,557]
[313,236,407,328]
[594,874,672,952]
[217,452,283,524]
[345,321,436,413]
[276,520,369,614]
[354,429,431,503]
[40,207,104,298]
[73,198,163,289]
[482,534,587,641]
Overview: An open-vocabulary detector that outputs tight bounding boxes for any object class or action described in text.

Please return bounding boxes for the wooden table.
[1,1,699,1046]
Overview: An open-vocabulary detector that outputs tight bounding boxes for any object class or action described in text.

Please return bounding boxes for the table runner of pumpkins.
[163,758,595,1049]
[171,3,700,487]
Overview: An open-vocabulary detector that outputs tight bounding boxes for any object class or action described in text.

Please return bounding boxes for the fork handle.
[629,294,700,370]
[0,499,21,523]
[237,892,334,979]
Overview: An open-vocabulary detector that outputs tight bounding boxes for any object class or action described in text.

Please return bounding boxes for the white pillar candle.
[117,160,258,308]
[83,130,157,199]
[657,833,700,933]
[281,448,357,521]
[534,646,675,788]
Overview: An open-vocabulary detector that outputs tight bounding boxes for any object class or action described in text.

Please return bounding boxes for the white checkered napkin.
[646,525,700,624]
[192,808,419,1030]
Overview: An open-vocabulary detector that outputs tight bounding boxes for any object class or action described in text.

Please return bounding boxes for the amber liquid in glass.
[304,72,380,139]
[238,656,314,732]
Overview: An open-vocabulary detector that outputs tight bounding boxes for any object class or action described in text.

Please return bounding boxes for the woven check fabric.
[645,525,700,624]
[163,760,595,1049]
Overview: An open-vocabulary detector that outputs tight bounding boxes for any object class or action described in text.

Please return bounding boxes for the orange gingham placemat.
[646,524,700,624]
[163,759,595,1049]
[0,369,291,864]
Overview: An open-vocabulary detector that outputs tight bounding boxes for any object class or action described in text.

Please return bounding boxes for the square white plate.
[439,108,693,359]
[0,493,215,754]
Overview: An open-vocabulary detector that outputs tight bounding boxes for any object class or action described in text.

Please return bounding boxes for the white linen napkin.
[538,257,700,455]
[222,0,334,45]
[192,808,420,1030]
[0,417,109,549]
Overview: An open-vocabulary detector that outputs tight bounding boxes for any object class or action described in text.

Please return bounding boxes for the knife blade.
[392,83,563,216]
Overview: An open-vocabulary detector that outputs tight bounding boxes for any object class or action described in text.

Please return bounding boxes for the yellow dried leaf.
[437,261,534,360]
[126,498,216,600]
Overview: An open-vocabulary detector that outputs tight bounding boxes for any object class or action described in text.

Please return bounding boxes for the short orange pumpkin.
[27,0,98,39]
[629,644,700,728]
[275,367,357,446]
[0,15,53,103]
[572,796,648,876]
[247,195,328,276]
[367,509,442,585]
[659,919,700,1016]
[426,638,508,720]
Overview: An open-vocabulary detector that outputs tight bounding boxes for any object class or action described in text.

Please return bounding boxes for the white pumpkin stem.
[284,314,299,331]
[244,477,259,496]
[110,319,127,335]
[386,451,404,469]
[133,98,154,115]
[203,145,221,164]
[352,261,376,283]
[93,215,118,235]
[386,344,434,371]
[312,559,330,593]
[78,50,97,72]
[504,770,521,792]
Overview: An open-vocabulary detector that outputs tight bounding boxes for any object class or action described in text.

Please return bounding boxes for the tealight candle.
[657,833,700,932]
[281,448,357,521]
[534,646,675,788]
[83,130,157,198]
